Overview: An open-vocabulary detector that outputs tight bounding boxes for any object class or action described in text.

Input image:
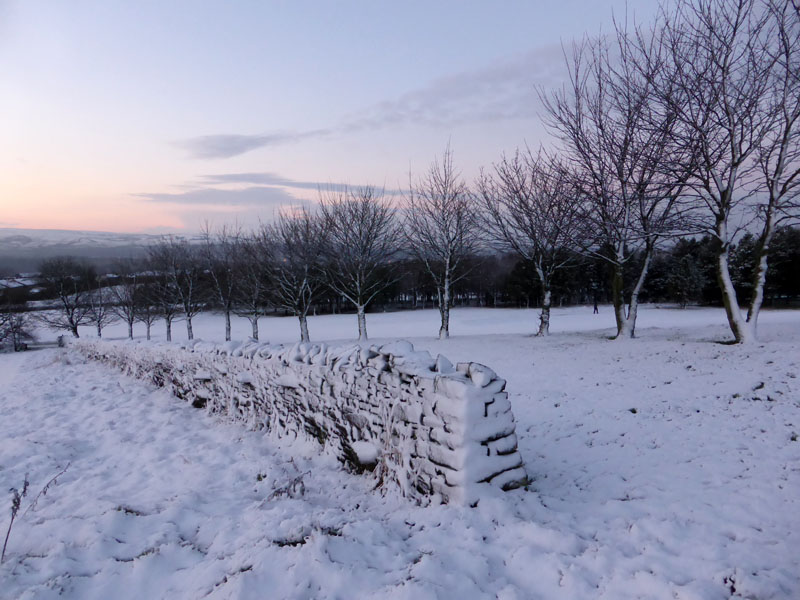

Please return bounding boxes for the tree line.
[1,0,798,347]
[1,220,798,349]
[534,0,800,342]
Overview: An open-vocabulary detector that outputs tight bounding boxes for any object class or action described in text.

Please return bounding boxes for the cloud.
[342,45,564,133]
[133,184,315,230]
[136,173,359,210]
[200,172,343,191]
[177,134,278,159]
[178,44,566,159]
[134,185,298,207]
[199,172,400,194]
[177,129,332,160]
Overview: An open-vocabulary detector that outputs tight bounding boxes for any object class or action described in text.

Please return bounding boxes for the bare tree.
[145,246,181,342]
[201,224,241,342]
[478,150,584,335]
[541,16,691,338]
[319,186,401,341]
[405,146,479,339]
[233,233,272,341]
[109,261,142,340]
[745,0,800,332]
[132,281,159,341]
[661,0,776,342]
[86,283,117,338]
[36,257,95,338]
[260,208,327,342]
[0,307,8,340]
[0,307,35,351]
[153,237,205,340]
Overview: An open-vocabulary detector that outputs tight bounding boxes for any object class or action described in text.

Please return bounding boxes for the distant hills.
[0,228,199,274]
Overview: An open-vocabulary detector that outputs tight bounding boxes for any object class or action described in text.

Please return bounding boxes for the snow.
[28,304,737,347]
[3,305,800,599]
[0,277,37,289]
[73,336,525,504]
[351,441,380,465]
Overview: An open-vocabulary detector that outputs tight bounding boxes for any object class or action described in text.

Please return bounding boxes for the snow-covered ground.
[32,304,751,346]
[2,306,799,599]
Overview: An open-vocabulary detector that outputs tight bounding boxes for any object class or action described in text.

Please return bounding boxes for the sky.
[0,0,661,234]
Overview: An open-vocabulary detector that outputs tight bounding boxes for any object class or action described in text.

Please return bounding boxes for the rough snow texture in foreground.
[72,338,527,505]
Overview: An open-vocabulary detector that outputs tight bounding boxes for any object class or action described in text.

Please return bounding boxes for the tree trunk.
[745,210,776,339]
[535,265,551,336]
[145,322,151,341]
[299,314,310,342]
[224,309,231,342]
[357,305,368,341]
[250,316,259,341]
[166,318,172,342]
[71,324,80,338]
[537,289,552,336]
[716,244,751,343]
[97,323,102,338]
[711,215,751,344]
[439,303,450,340]
[611,262,626,337]
[617,246,653,339]
[186,317,194,341]
[128,321,134,339]
[438,280,451,340]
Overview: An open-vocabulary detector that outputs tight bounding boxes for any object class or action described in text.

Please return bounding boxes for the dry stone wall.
[72,338,527,505]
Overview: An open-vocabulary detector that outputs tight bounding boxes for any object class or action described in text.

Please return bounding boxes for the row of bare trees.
[474,0,799,342]
[446,0,798,343]
[194,151,479,343]
[214,157,476,343]
[529,0,799,342]
[28,145,481,344]
[35,257,173,341]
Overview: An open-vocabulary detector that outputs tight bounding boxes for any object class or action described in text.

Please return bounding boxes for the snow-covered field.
[2,306,799,599]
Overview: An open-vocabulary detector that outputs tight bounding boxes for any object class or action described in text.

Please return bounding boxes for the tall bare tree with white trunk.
[260,208,327,343]
[541,16,691,338]
[478,151,584,336]
[319,186,401,341]
[745,0,800,334]
[661,0,783,343]
[405,146,479,339]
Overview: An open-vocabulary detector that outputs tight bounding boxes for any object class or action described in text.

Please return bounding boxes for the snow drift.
[72,338,527,504]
